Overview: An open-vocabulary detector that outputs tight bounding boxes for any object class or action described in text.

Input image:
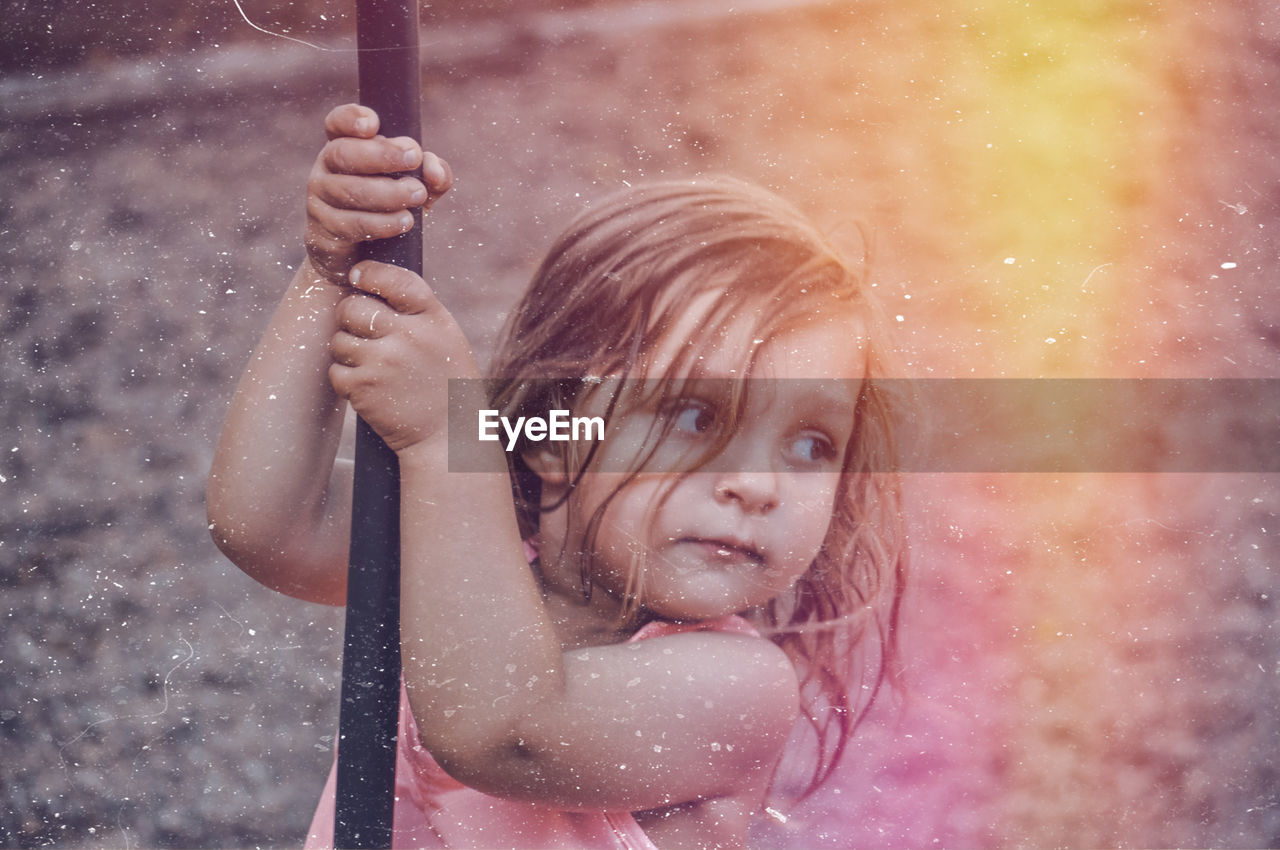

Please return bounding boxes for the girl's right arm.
[206,104,451,605]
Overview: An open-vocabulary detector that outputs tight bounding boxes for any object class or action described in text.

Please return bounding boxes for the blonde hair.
[489,175,907,800]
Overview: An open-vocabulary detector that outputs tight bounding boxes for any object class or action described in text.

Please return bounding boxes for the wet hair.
[488,175,907,802]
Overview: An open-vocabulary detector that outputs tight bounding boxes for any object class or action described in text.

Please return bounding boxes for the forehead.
[646,287,868,382]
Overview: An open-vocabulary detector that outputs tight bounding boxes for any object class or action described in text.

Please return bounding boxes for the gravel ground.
[2,1,1278,847]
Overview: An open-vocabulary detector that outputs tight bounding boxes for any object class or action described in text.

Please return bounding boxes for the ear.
[521,446,569,487]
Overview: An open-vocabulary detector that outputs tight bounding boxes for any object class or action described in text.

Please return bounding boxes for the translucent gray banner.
[446,379,1280,473]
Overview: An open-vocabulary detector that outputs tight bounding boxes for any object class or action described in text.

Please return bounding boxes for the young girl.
[207,103,905,849]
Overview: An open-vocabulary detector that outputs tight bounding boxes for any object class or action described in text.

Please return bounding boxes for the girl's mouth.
[678,536,766,566]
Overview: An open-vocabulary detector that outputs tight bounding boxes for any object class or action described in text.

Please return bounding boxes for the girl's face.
[542,294,867,622]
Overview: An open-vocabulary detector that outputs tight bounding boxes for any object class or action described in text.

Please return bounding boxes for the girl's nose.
[713,470,779,514]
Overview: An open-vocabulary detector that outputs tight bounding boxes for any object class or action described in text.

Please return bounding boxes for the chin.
[642,588,754,622]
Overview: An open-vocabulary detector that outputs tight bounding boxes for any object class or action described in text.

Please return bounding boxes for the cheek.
[799,475,841,524]
[570,476,663,548]
[787,480,842,556]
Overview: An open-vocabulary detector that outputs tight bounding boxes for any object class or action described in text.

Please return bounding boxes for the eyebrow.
[794,381,860,424]
[711,378,861,422]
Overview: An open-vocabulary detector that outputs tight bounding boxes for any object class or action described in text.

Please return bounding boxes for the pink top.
[304,614,758,849]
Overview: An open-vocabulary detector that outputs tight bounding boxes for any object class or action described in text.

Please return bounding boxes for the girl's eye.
[670,401,716,435]
[790,432,838,465]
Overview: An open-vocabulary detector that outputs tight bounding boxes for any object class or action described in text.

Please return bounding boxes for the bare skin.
[207,104,825,849]
[207,105,450,604]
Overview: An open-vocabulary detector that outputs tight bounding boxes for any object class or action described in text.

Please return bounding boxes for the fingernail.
[409,186,428,204]
[402,148,419,168]
[354,117,372,135]
[400,212,414,230]
[424,158,446,186]
[349,266,362,285]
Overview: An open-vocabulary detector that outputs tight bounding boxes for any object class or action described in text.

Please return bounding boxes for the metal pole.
[336,1,421,846]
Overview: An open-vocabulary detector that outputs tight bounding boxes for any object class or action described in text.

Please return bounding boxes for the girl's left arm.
[398,450,800,813]
[337,264,799,814]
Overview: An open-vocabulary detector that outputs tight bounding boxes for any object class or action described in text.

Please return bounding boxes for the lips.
[678,535,766,565]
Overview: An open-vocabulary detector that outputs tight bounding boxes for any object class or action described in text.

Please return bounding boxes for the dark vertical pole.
[337,1,421,847]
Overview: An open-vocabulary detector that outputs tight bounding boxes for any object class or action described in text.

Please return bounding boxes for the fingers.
[346,262,437,315]
[306,105,453,283]
[312,173,428,214]
[334,295,387,343]
[329,330,368,367]
[318,109,452,193]
[324,133,423,176]
[328,298,390,383]
[327,273,431,404]
[420,152,453,200]
[327,359,367,407]
[324,103,378,141]
[305,197,416,249]
[310,126,452,226]
[330,265,435,371]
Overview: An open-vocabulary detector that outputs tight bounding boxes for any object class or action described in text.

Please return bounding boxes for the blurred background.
[2,0,1278,846]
